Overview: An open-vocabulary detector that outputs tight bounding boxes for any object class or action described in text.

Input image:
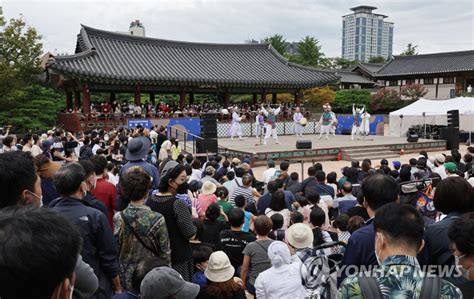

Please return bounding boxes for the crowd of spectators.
[0,124,474,299]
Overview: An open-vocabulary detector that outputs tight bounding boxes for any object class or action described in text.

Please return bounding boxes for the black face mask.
[176,182,189,194]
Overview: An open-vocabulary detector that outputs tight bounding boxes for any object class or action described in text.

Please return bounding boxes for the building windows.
[356,18,360,26]
[443,77,454,84]
[424,78,435,85]
[362,17,367,26]
[389,80,398,86]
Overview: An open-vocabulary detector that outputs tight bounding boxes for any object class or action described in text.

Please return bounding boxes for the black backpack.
[359,273,441,298]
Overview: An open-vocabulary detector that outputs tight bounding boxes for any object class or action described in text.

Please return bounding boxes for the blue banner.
[128,119,152,129]
[167,118,201,141]
[335,115,384,135]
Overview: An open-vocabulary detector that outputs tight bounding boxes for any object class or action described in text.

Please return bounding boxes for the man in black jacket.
[50,163,122,298]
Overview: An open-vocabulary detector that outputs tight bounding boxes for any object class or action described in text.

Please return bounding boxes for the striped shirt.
[229,185,255,207]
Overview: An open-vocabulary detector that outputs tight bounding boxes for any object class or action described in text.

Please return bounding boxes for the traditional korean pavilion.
[46,25,339,114]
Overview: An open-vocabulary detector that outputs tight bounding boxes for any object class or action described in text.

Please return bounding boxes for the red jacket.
[91,178,117,227]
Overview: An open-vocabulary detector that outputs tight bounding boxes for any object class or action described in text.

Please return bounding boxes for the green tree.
[262,34,287,56]
[293,36,327,67]
[331,90,371,113]
[368,56,386,63]
[400,43,419,56]
[303,86,336,109]
[370,89,414,113]
[331,57,359,69]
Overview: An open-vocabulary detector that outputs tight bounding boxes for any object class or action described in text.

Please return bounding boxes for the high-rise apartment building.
[342,6,394,62]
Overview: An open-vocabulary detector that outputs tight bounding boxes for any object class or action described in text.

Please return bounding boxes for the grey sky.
[2,0,473,57]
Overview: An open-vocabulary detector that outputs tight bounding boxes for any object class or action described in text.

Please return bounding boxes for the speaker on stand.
[444,110,460,150]
[198,113,218,160]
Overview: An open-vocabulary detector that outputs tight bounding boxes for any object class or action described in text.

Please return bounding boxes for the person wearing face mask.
[147,160,197,281]
[0,208,82,299]
[338,203,463,298]
[49,163,123,298]
[448,212,474,298]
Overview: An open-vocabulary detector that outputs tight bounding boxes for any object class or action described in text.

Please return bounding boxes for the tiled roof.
[47,25,338,89]
[334,70,375,85]
[375,50,474,77]
[352,62,384,74]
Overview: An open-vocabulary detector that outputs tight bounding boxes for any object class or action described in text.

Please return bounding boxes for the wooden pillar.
[224,92,230,108]
[294,91,303,106]
[189,92,195,105]
[74,91,81,110]
[252,94,258,105]
[82,83,91,114]
[261,92,267,104]
[66,91,73,111]
[179,90,186,109]
[110,92,116,104]
[150,92,155,105]
[435,78,439,99]
[134,85,141,106]
[272,93,277,104]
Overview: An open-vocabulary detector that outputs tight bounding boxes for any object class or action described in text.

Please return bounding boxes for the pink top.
[196,193,218,218]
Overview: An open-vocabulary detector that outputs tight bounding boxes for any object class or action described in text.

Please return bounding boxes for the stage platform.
[216,134,447,165]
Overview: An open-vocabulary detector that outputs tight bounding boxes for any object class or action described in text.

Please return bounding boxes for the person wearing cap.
[147,161,197,281]
[195,181,218,219]
[433,153,448,179]
[197,251,246,299]
[392,160,401,172]
[445,162,459,177]
[140,267,200,299]
[33,153,61,206]
[119,137,159,191]
[254,241,306,299]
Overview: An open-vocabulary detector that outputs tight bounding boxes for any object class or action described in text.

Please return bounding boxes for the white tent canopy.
[389,97,474,137]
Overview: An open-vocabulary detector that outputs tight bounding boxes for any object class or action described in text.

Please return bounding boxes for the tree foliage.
[303,87,335,109]
[401,83,428,101]
[292,36,329,67]
[262,34,287,56]
[400,43,419,56]
[331,90,371,113]
[368,56,386,63]
[0,12,65,132]
[370,89,414,112]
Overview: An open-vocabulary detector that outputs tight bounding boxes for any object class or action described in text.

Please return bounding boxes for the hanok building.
[334,69,376,89]
[45,25,338,131]
[375,50,474,99]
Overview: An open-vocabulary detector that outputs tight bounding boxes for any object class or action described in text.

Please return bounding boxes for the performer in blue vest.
[261,104,281,145]
[351,104,365,140]
[319,104,336,140]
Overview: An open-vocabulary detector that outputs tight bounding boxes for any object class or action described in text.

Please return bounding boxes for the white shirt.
[92,144,101,155]
[468,177,474,187]
[255,255,306,299]
[434,165,448,179]
[262,167,277,183]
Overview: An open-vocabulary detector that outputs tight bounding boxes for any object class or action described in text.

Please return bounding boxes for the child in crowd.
[332,214,351,254]
[268,214,286,241]
[290,211,304,226]
[347,215,365,234]
[309,207,333,255]
[191,246,213,288]
[216,186,232,222]
[234,195,255,233]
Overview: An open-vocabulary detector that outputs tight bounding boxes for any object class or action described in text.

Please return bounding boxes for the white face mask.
[27,190,43,208]
[455,254,472,280]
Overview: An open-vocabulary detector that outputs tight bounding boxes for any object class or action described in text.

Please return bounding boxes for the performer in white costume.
[229,106,244,140]
[361,110,371,137]
[351,104,365,140]
[261,104,281,145]
[318,104,336,140]
[255,110,265,139]
[293,107,304,137]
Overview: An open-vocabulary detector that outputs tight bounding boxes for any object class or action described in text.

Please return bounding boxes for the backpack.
[359,273,441,299]
[399,180,438,225]
[300,241,344,299]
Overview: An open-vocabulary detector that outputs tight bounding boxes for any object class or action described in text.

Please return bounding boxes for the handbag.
[120,212,159,256]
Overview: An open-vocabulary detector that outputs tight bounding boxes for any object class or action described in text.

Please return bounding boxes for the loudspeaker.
[440,127,459,150]
[447,110,459,127]
[407,132,419,142]
[196,138,218,154]
[201,130,217,139]
[296,140,312,149]
[200,113,218,138]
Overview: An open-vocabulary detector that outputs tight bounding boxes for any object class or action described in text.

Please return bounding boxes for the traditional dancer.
[361,109,371,137]
[255,110,265,139]
[261,104,281,145]
[351,104,365,140]
[319,104,335,140]
[293,107,304,137]
[229,106,244,140]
